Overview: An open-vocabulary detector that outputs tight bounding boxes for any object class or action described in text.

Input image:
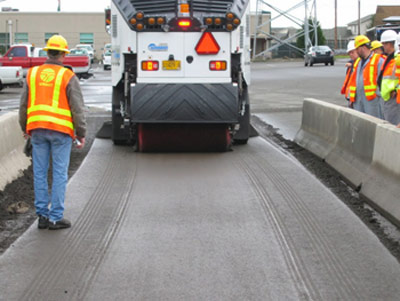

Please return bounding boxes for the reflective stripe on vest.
[348,54,380,102]
[26,65,74,137]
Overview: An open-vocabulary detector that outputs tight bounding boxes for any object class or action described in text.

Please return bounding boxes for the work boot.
[48,218,71,230]
[38,215,49,229]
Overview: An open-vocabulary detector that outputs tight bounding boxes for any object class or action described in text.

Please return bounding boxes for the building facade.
[0,12,110,60]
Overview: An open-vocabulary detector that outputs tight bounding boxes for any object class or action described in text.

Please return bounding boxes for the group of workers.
[341,30,400,127]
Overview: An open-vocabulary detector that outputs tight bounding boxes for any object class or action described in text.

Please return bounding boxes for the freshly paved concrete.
[1,138,400,300]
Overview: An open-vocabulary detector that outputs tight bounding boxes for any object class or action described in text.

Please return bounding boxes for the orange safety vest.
[380,56,398,102]
[348,53,380,103]
[26,64,75,138]
[341,65,353,96]
[396,54,400,104]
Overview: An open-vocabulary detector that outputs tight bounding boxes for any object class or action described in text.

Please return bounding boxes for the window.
[80,33,93,44]
[8,46,27,57]
[14,33,28,43]
[0,33,8,54]
[45,33,58,43]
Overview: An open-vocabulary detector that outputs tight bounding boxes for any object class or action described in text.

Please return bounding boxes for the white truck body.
[111,2,250,86]
[110,0,251,145]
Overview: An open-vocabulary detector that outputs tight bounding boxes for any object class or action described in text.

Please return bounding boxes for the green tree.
[296,18,326,50]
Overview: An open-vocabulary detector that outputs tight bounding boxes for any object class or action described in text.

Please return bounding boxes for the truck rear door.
[137,32,230,83]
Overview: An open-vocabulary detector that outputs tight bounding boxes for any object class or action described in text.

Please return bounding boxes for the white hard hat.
[380,30,397,43]
[346,40,356,53]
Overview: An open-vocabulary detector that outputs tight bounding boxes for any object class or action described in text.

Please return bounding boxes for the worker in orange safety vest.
[341,40,358,106]
[348,35,384,118]
[371,40,385,56]
[19,35,87,230]
[377,30,400,126]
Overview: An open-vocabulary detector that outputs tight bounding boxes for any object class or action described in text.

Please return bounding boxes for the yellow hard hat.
[371,40,383,50]
[396,54,400,67]
[354,35,370,48]
[43,35,70,53]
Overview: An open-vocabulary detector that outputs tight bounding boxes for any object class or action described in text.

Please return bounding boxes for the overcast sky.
[0,0,398,29]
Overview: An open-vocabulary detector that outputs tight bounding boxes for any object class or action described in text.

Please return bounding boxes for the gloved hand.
[23,137,32,157]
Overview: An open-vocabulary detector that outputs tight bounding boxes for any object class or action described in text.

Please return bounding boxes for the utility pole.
[334,0,337,49]
[304,0,310,50]
[314,0,318,46]
[358,0,361,35]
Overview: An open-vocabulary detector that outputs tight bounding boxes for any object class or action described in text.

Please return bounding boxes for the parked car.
[103,43,111,55]
[68,48,90,61]
[32,48,47,57]
[102,50,111,70]
[304,45,334,66]
[0,66,23,91]
[75,44,94,63]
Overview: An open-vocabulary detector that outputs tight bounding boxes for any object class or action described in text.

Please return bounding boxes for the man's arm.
[66,75,87,139]
[18,81,29,134]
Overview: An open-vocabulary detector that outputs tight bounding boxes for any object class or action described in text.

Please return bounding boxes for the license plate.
[162,60,181,70]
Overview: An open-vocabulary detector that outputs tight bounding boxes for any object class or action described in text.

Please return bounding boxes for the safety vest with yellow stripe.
[396,54,400,104]
[380,55,399,102]
[348,53,380,103]
[26,64,75,138]
[340,65,353,98]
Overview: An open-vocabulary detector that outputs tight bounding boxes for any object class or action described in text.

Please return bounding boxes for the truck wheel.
[0,81,3,91]
[112,86,131,145]
[233,86,250,145]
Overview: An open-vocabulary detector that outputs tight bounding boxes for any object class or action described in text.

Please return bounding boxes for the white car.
[75,44,94,63]
[102,50,111,70]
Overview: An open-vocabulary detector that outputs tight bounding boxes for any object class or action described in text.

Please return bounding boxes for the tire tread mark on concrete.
[19,146,125,300]
[246,152,363,299]
[239,158,318,301]
[75,153,137,299]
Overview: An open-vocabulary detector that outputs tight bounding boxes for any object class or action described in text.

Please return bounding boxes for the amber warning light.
[195,32,220,55]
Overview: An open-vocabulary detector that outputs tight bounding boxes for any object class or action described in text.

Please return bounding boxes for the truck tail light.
[178,19,191,28]
[142,61,159,71]
[210,61,227,71]
[16,70,20,77]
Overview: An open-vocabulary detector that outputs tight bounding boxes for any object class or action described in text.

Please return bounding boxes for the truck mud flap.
[130,83,239,123]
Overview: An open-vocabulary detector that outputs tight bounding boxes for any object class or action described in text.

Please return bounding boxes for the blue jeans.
[31,129,72,222]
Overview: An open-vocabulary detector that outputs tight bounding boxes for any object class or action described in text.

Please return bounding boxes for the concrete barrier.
[362,123,400,227]
[0,112,31,191]
[295,98,400,225]
[325,108,387,188]
[294,98,340,159]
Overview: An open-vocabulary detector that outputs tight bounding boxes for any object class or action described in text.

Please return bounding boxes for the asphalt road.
[251,59,346,140]
[2,61,400,300]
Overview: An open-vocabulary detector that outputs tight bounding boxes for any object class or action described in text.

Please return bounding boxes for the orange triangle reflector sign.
[195,32,220,55]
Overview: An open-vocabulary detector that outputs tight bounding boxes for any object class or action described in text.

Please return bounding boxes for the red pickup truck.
[0,44,92,79]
